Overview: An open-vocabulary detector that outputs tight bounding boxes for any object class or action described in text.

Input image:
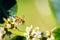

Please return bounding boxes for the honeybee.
[13,16,25,24]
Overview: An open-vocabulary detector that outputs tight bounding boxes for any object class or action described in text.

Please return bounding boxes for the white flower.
[0,34,3,39]
[35,27,39,31]
[0,27,6,40]
[26,27,30,35]
[7,18,10,22]
[0,27,4,31]
[6,24,11,28]
[47,35,54,40]
[30,25,33,29]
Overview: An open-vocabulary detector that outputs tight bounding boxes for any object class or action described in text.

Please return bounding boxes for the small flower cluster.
[3,16,24,29]
[0,16,25,40]
[25,25,41,40]
[0,27,6,40]
[25,25,55,40]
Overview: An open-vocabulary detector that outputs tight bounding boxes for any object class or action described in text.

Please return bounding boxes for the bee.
[13,16,25,24]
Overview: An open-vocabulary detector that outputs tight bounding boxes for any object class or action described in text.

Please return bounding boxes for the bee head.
[21,19,25,24]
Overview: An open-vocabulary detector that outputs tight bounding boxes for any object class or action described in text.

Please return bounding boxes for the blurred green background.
[16,0,58,31]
